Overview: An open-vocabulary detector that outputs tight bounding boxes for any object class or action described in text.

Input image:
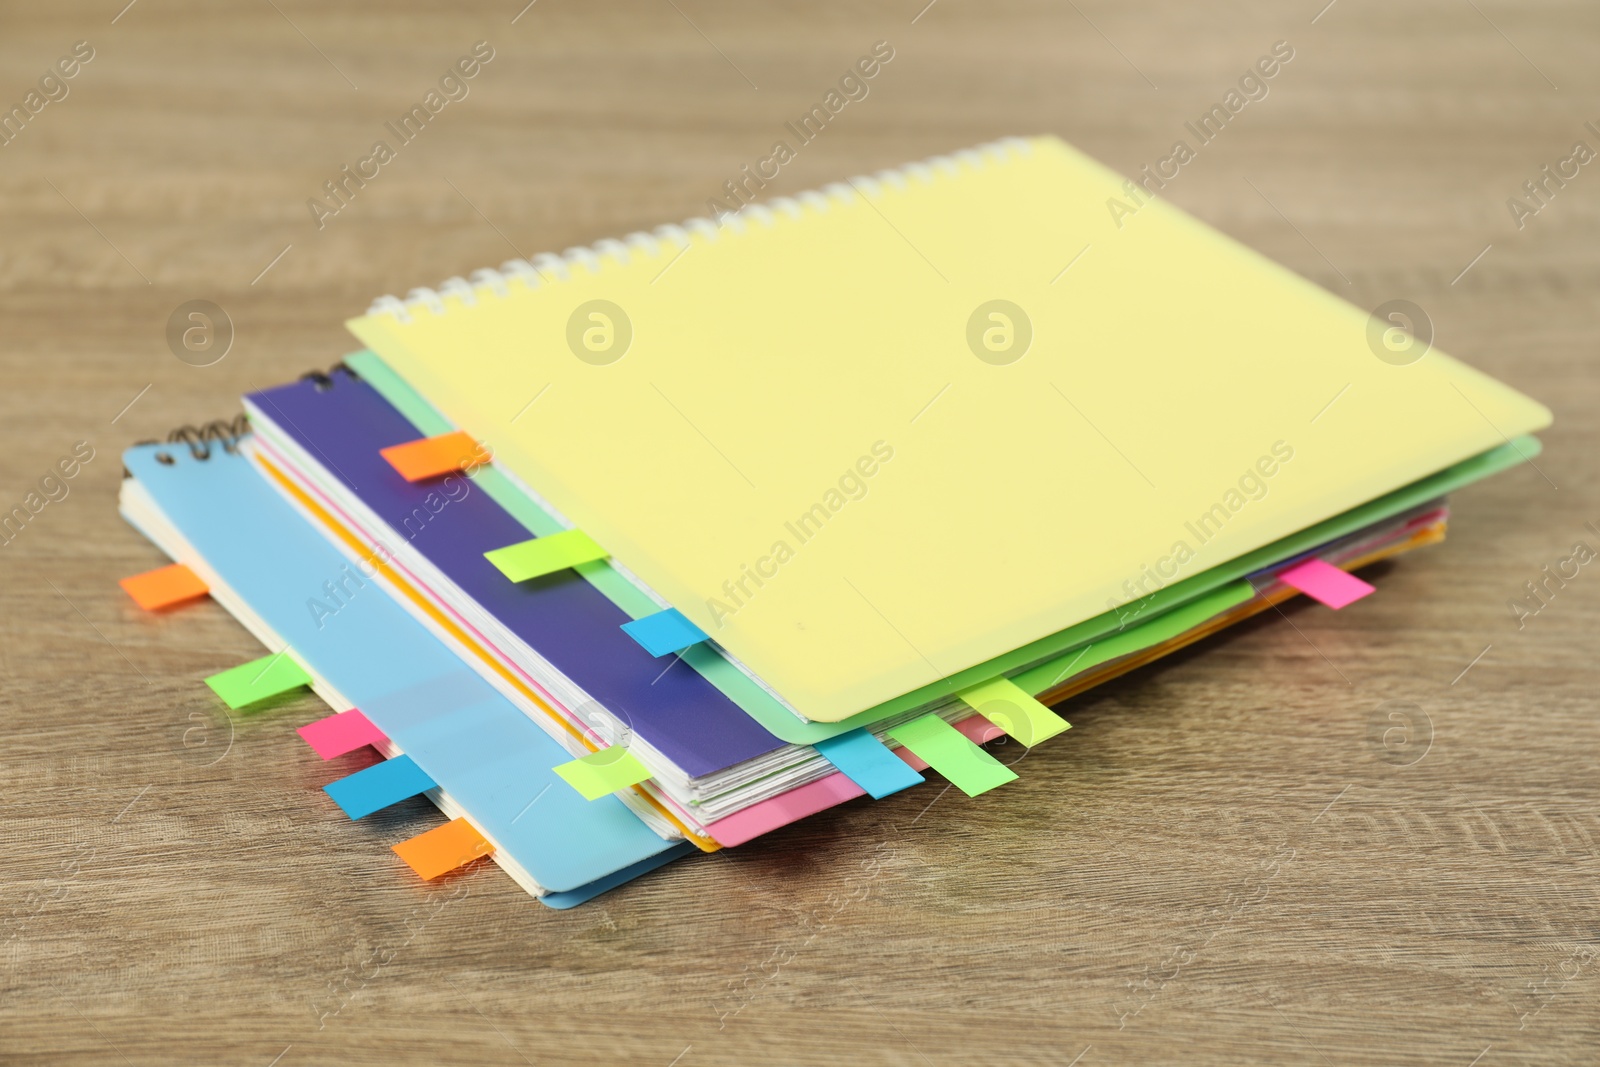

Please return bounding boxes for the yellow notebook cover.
[349,135,1550,723]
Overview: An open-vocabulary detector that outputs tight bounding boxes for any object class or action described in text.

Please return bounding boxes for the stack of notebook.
[118,136,1550,907]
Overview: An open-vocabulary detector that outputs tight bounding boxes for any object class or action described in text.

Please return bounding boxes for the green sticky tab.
[886,715,1018,797]
[958,677,1070,747]
[553,747,653,801]
[484,529,608,582]
[205,651,313,709]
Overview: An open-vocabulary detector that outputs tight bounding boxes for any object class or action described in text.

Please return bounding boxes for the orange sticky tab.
[378,431,484,482]
[392,818,493,880]
[119,563,209,611]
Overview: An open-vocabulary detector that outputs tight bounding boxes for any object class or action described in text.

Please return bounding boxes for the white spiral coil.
[367,136,1034,323]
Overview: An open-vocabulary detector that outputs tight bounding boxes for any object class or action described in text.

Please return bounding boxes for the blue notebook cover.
[245,369,787,778]
[121,440,691,904]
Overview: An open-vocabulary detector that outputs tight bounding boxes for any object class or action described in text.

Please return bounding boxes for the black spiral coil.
[126,360,360,473]
[299,359,360,392]
[137,414,250,467]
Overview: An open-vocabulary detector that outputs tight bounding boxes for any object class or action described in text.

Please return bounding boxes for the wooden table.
[3,1,1596,1063]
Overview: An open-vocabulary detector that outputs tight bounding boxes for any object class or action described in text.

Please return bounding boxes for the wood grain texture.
[2,1,1598,1063]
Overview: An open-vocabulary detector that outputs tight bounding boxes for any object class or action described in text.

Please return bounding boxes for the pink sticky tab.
[297,709,387,760]
[1279,558,1376,610]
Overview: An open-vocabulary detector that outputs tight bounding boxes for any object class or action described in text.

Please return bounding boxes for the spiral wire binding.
[366,136,1036,323]
[125,360,361,476]
[152,414,253,464]
[300,359,361,391]
[126,415,252,475]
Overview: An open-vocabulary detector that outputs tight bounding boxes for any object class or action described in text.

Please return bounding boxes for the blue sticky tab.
[815,728,925,799]
[324,754,437,820]
[620,608,709,657]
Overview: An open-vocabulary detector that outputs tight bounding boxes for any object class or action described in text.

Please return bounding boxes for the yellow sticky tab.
[553,748,652,800]
[484,529,608,582]
[958,677,1070,747]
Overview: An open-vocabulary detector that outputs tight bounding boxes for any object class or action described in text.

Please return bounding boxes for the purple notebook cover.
[248,370,786,777]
